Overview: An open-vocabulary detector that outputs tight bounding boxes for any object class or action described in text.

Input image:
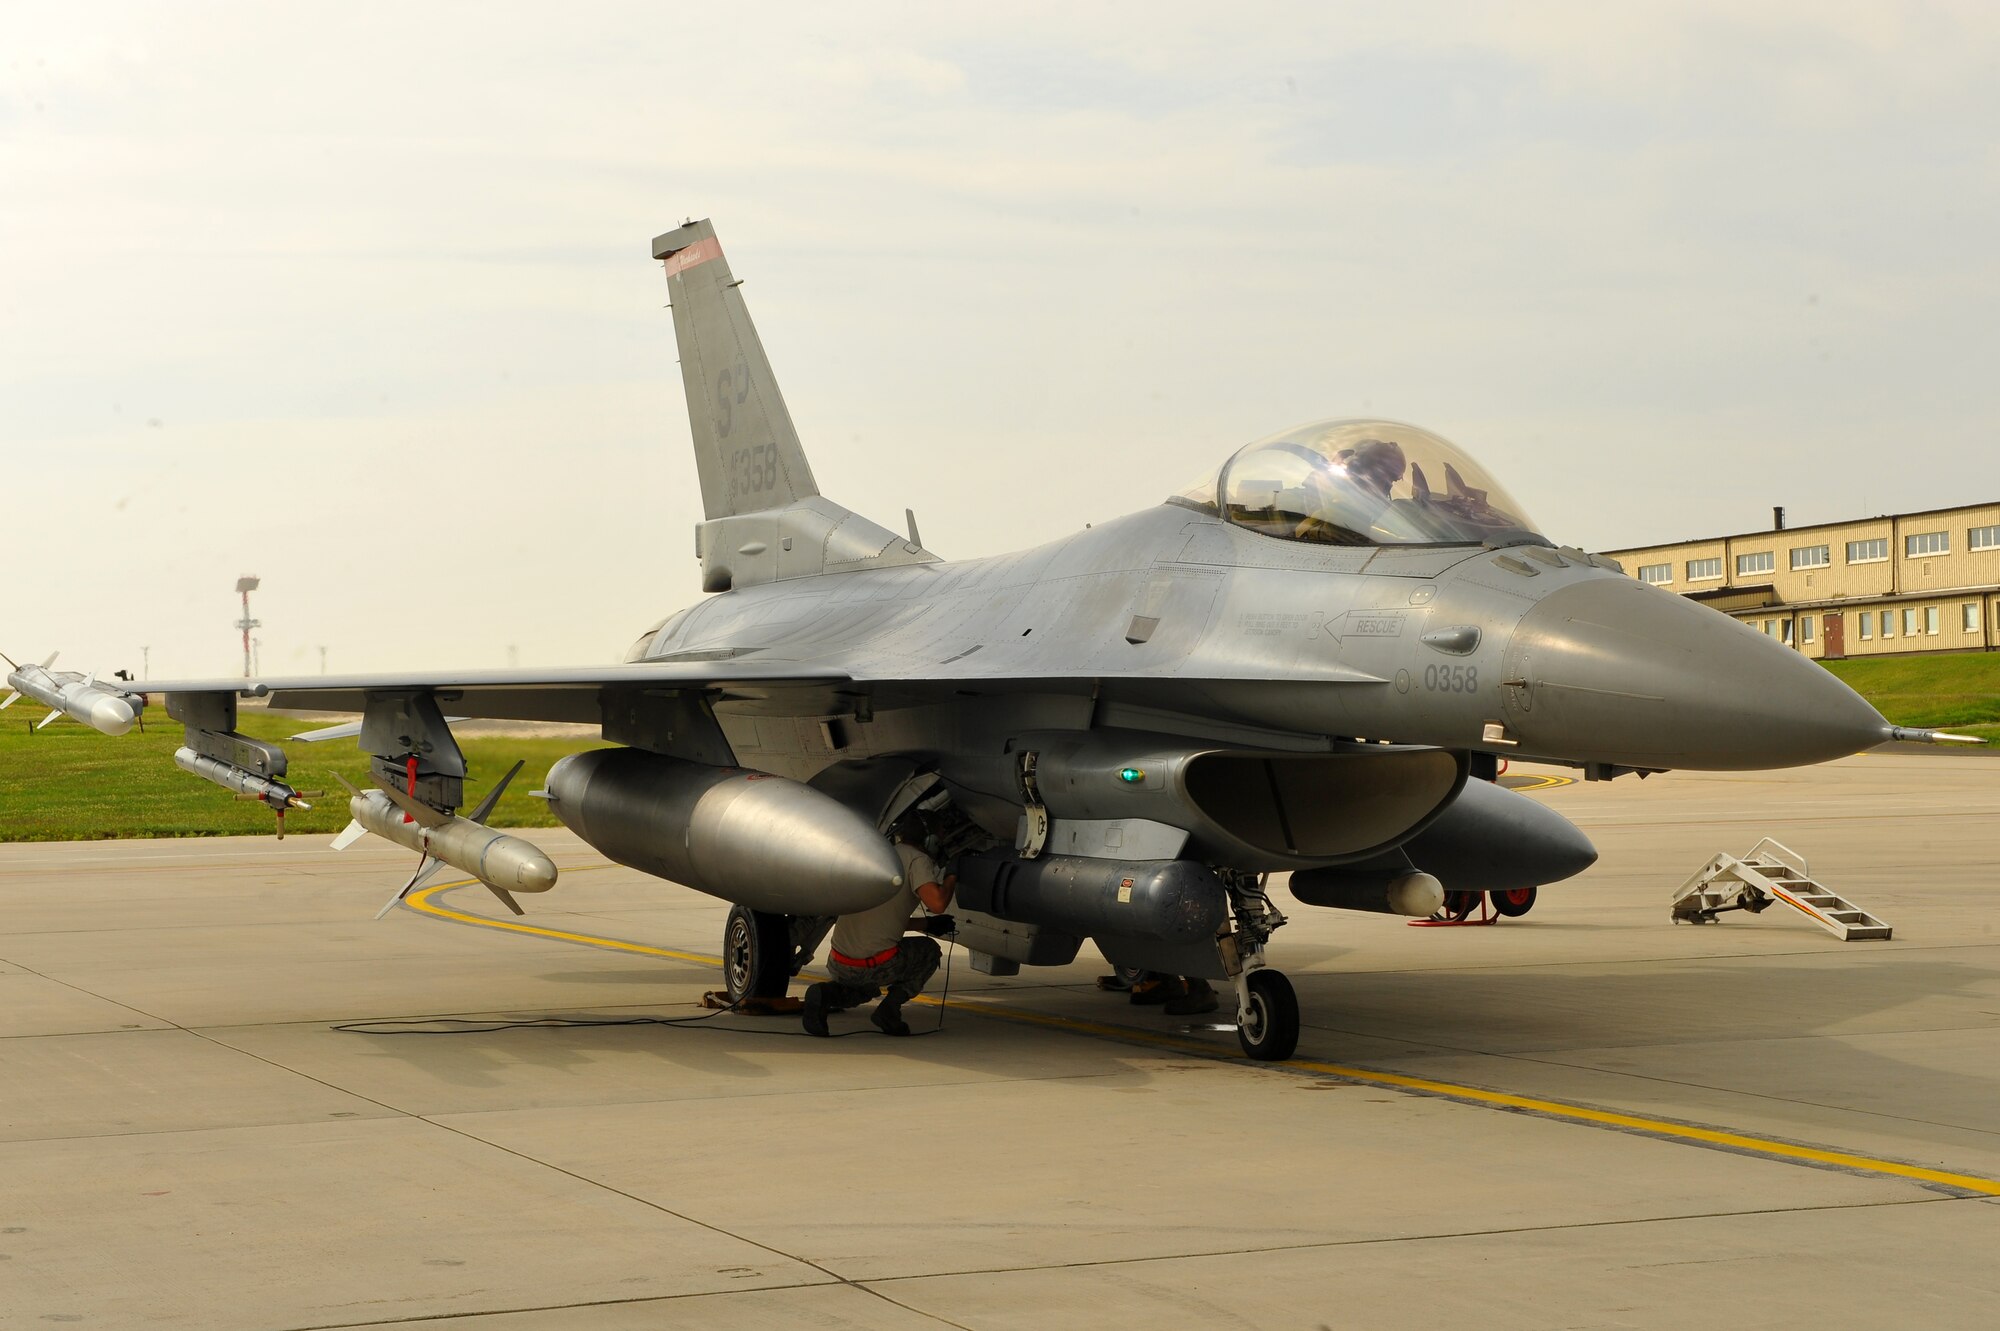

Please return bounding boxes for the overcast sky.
[5,2,1997,677]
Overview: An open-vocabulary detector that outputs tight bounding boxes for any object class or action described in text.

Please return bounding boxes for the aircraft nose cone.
[1505,578,1888,770]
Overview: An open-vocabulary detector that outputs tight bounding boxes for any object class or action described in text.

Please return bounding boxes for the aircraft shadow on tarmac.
[1286,953,2000,1141]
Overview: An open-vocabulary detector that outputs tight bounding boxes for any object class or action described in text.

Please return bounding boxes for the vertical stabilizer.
[653,220,817,519]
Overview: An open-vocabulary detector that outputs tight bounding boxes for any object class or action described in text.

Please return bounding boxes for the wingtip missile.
[5,653,142,736]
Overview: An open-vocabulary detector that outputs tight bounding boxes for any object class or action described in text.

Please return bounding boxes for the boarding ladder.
[1671,838,1892,941]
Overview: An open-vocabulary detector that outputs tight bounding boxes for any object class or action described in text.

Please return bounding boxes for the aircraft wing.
[124,660,854,724]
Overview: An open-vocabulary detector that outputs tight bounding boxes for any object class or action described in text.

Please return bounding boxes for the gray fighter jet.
[14,219,1960,1061]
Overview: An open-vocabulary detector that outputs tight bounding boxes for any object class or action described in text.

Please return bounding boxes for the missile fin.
[35,708,64,731]
[331,819,369,851]
[374,855,451,920]
[465,760,526,826]
[1,692,17,711]
[483,883,527,916]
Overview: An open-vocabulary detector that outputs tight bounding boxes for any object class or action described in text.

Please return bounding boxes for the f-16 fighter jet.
[15,219,1962,1061]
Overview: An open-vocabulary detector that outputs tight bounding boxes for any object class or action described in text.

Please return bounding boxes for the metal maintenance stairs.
[1671,838,1892,941]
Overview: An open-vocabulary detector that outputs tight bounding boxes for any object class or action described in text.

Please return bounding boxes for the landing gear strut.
[1220,870,1300,1061]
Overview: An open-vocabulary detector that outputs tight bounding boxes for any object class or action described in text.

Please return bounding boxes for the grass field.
[1821,653,2000,744]
[0,704,607,842]
[2,653,1992,841]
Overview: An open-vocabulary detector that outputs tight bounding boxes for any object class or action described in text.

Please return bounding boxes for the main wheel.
[1441,890,1483,922]
[1491,886,1538,917]
[1236,969,1300,1061]
[723,905,793,1003]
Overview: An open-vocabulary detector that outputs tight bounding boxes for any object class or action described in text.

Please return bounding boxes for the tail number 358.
[1424,663,1479,693]
[729,443,777,498]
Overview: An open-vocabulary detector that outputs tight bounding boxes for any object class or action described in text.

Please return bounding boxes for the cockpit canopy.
[1173,419,1547,548]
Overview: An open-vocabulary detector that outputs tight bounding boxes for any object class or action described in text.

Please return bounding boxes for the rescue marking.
[399,880,2000,1198]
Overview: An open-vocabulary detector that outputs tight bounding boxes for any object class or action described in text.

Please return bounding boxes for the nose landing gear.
[1220,870,1301,1061]
[1232,966,1300,1061]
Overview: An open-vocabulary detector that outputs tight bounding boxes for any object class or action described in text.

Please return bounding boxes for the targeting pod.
[954,848,1231,944]
[1286,866,1445,917]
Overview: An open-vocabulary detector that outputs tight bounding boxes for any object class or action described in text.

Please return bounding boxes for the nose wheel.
[1233,967,1300,1061]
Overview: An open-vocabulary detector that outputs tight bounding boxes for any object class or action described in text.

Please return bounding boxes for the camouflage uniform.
[820,936,941,1013]
[806,841,944,1033]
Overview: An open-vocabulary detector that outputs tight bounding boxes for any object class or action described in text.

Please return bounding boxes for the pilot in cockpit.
[1294,437,1407,542]
[1336,437,1407,498]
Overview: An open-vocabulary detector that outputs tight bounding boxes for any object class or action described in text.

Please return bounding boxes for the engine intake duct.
[955,848,1229,945]
[544,748,905,915]
[1004,730,1466,871]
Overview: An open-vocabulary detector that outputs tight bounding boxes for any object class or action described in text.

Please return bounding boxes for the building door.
[1824,613,1846,659]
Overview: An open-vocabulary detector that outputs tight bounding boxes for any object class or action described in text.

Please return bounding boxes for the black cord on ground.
[334,934,961,1040]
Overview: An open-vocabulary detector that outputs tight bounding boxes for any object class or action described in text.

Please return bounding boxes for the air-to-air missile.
[333,762,558,918]
[2,653,145,735]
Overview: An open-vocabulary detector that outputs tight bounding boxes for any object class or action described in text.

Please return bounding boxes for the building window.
[1802,617,1815,644]
[1904,608,1920,636]
[1790,545,1830,570]
[1906,531,1949,557]
[1846,538,1888,564]
[1737,551,1776,576]
[1687,556,1723,581]
[1881,611,1894,638]
[1969,525,2000,551]
[1966,603,1982,633]
[1762,619,1775,636]
[1782,618,1795,646]
[1859,614,1872,641]
[1638,563,1672,585]
[1925,606,1940,635]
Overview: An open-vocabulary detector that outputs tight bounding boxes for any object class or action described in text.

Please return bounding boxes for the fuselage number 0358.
[1423,663,1479,694]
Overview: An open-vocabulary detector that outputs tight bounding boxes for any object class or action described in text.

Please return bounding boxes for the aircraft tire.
[1441,890,1483,922]
[1236,969,1300,1062]
[724,905,793,1003]
[1491,887,1538,918]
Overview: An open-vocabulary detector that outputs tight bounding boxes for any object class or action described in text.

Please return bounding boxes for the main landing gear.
[1220,870,1300,1061]
[720,905,833,1008]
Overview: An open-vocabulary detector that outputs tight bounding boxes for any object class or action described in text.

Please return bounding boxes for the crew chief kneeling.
[803,824,955,1037]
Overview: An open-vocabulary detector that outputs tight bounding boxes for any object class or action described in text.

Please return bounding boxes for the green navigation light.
[1118,767,1145,783]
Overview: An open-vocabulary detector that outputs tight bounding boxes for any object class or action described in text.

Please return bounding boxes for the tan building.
[1604,502,2000,660]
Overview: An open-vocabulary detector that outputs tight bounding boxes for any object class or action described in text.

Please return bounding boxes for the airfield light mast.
[235,576,261,678]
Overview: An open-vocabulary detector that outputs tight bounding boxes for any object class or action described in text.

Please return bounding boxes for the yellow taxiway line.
[1501,771,1576,793]
[400,879,2000,1198]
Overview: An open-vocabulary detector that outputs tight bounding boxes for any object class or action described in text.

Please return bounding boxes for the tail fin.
[653,219,817,520]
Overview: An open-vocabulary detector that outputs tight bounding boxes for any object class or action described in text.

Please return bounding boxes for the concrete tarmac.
[3,751,1998,1329]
